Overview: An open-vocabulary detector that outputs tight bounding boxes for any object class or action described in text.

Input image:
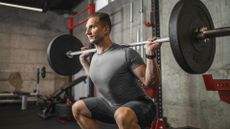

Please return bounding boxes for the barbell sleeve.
[66,37,170,58]
[197,27,230,39]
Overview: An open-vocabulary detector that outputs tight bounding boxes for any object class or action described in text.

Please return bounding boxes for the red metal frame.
[144,87,157,97]
[68,17,74,31]
[68,1,95,31]
[143,86,167,129]
[151,118,167,129]
[202,74,230,104]
[88,3,95,16]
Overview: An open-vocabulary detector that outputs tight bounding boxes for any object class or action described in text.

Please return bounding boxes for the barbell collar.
[197,27,230,39]
[66,37,170,57]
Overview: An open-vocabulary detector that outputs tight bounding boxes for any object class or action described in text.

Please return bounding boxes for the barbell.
[47,0,230,76]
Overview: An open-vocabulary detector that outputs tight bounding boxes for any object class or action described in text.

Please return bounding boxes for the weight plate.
[56,103,72,118]
[47,34,83,76]
[169,0,216,74]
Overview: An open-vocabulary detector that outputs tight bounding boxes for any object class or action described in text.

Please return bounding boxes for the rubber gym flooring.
[0,103,200,129]
[0,103,118,129]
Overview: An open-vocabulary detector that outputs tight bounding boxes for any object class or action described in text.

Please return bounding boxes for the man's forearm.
[145,58,161,87]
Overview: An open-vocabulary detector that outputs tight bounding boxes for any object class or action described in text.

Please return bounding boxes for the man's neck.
[95,37,112,54]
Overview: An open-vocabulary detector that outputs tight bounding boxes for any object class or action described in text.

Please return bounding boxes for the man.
[72,12,161,129]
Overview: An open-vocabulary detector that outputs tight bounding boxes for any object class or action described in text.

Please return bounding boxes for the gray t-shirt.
[90,43,148,106]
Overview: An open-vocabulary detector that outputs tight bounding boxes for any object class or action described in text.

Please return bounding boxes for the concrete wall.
[0,6,69,96]
[74,0,230,128]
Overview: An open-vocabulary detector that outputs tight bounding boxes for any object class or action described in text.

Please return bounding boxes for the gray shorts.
[82,96,156,128]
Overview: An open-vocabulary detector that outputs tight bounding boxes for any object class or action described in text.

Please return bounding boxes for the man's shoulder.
[112,43,131,51]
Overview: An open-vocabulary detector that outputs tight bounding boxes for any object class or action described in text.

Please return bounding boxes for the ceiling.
[0,0,83,13]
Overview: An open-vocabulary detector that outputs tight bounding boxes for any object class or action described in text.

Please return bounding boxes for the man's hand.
[144,37,161,55]
[79,47,92,76]
[79,47,92,62]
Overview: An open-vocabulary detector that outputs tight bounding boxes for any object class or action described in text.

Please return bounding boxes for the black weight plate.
[56,103,72,118]
[169,0,216,74]
[47,34,83,76]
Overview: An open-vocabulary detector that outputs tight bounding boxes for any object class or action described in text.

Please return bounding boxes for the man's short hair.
[90,12,112,33]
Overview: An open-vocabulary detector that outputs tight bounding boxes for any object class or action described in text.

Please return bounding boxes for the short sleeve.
[125,48,145,69]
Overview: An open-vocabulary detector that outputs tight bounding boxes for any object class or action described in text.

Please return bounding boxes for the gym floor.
[0,103,200,129]
[0,103,118,129]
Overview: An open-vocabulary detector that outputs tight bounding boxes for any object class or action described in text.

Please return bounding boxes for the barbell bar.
[66,37,170,58]
[47,0,230,76]
[66,25,230,58]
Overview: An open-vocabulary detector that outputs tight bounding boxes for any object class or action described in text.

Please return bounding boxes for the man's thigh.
[122,96,156,128]
[83,97,116,123]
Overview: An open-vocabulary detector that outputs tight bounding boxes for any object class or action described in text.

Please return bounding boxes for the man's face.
[85,17,106,44]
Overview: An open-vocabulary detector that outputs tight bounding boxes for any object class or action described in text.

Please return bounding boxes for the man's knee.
[72,100,80,119]
[72,100,89,119]
[114,107,138,125]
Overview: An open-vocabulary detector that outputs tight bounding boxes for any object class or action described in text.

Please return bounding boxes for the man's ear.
[104,26,110,35]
